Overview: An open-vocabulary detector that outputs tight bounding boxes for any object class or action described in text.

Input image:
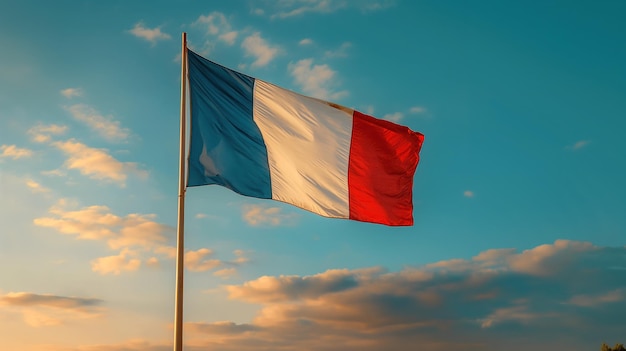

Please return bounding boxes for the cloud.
[195,12,230,36]
[34,199,171,248]
[177,240,626,350]
[268,0,348,19]
[91,249,141,275]
[567,289,625,307]
[25,179,50,193]
[28,124,68,143]
[194,12,239,46]
[60,88,83,98]
[214,268,237,278]
[464,190,474,198]
[37,339,169,351]
[65,104,130,142]
[219,31,238,45]
[34,199,175,275]
[299,38,313,45]
[128,22,171,44]
[382,112,404,122]
[242,204,297,226]
[241,32,280,67]
[264,0,393,19]
[0,144,33,159]
[53,139,146,186]
[185,248,221,272]
[324,42,351,58]
[227,268,367,303]
[409,106,426,114]
[0,292,103,327]
[567,140,591,150]
[288,58,347,100]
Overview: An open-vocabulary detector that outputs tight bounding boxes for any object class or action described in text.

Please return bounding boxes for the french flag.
[186,49,424,226]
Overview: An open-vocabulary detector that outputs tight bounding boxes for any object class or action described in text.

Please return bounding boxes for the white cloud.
[241,32,280,67]
[325,42,351,58]
[299,38,313,45]
[34,199,170,249]
[219,31,238,45]
[265,0,393,19]
[185,248,221,272]
[409,106,426,114]
[288,58,347,100]
[128,22,171,44]
[269,0,347,19]
[382,112,404,122]
[214,267,237,278]
[60,87,83,98]
[53,139,146,186]
[65,104,129,142]
[195,12,230,35]
[464,190,474,198]
[91,249,141,275]
[25,179,50,193]
[242,204,297,226]
[0,144,33,159]
[194,12,239,46]
[28,124,68,143]
[568,140,591,150]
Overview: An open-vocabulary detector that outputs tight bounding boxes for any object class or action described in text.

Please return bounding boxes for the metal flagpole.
[174,32,187,351]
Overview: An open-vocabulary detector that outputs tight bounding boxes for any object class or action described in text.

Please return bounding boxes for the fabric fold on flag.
[186,49,424,226]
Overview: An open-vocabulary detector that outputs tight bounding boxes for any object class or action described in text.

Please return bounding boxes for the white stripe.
[253,80,353,218]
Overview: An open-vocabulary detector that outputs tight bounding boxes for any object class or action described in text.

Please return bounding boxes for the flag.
[186,49,424,226]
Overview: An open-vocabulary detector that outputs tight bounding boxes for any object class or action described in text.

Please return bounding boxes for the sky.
[1,0,625,350]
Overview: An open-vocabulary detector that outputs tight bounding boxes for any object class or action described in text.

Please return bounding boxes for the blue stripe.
[187,50,272,199]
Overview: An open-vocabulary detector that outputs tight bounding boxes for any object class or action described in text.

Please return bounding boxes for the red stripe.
[348,111,424,226]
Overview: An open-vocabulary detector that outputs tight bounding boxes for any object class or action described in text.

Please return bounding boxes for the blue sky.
[1,0,625,350]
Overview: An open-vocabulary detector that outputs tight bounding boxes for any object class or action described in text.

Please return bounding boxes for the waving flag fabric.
[186,49,424,226]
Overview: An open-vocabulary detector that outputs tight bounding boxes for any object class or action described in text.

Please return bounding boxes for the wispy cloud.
[91,249,141,275]
[268,0,348,19]
[25,179,50,193]
[194,12,239,46]
[34,199,170,248]
[263,0,394,19]
[195,12,230,35]
[60,87,83,98]
[241,32,280,68]
[464,190,475,198]
[288,58,347,100]
[0,292,103,327]
[242,204,297,226]
[65,104,130,142]
[28,124,68,143]
[299,38,313,46]
[128,22,171,44]
[325,42,351,58]
[409,106,427,114]
[383,112,404,122]
[567,289,625,307]
[53,139,146,186]
[185,248,220,272]
[214,267,237,278]
[567,139,591,151]
[0,144,33,159]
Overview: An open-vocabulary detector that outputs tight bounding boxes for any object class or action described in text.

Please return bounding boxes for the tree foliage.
[601,343,625,351]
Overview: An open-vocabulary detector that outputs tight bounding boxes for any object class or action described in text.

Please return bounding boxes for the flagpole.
[174,32,187,351]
